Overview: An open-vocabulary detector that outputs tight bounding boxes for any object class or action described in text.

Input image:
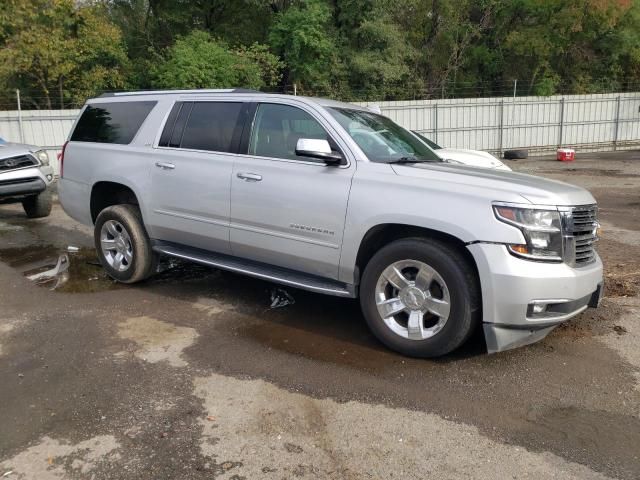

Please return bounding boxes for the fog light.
[532,304,547,314]
[46,174,53,181]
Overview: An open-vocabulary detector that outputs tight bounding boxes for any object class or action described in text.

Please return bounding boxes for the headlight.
[493,204,563,261]
[34,150,49,165]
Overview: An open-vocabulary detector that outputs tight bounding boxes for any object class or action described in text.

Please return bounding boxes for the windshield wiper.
[387,156,433,164]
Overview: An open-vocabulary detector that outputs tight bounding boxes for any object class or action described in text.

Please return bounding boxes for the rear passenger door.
[148,101,247,253]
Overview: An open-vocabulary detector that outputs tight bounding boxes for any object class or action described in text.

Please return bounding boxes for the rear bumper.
[58,177,93,225]
[467,242,603,353]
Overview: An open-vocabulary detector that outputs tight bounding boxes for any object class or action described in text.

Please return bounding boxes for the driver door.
[229,102,355,280]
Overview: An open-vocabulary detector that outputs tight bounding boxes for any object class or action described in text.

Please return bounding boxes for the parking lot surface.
[1,151,639,479]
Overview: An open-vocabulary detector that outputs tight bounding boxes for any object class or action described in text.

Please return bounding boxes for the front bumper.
[0,166,53,200]
[467,242,603,353]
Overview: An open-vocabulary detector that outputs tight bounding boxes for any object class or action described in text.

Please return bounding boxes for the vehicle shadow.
[148,262,489,367]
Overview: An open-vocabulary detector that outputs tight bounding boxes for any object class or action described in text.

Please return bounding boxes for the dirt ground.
[0,151,639,479]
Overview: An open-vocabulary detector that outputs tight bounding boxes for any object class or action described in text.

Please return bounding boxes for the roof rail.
[98,88,263,98]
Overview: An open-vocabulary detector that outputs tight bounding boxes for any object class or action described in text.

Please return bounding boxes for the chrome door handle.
[155,162,175,170]
[237,172,262,182]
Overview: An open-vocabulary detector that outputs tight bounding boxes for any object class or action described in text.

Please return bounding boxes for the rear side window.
[71,101,156,144]
[179,102,243,153]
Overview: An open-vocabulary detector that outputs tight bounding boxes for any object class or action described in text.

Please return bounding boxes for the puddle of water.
[0,245,120,293]
[0,244,219,293]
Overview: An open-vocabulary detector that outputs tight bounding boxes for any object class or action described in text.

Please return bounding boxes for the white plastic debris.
[67,245,80,252]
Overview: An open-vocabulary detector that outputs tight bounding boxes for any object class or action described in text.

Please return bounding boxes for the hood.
[0,142,40,159]
[436,148,510,170]
[391,162,596,207]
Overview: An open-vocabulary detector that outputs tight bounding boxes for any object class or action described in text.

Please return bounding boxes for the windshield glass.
[326,108,441,163]
[412,131,442,150]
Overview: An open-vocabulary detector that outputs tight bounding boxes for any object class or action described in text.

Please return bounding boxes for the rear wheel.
[359,238,480,357]
[94,204,157,283]
[22,189,52,218]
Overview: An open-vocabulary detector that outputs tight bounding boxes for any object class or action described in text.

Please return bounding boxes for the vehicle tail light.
[59,141,68,178]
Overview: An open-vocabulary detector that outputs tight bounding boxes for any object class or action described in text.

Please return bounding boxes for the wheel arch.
[90,181,142,224]
[353,223,481,294]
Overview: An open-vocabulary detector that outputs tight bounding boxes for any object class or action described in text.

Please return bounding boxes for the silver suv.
[59,90,603,357]
[0,138,54,218]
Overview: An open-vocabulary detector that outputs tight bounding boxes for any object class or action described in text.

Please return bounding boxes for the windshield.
[327,108,441,163]
[412,131,442,150]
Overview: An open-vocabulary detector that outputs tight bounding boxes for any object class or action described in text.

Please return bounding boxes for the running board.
[152,242,356,298]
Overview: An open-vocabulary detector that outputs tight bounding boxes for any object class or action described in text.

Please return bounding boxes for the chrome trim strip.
[229,222,340,249]
[492,201,561,211]
[153,209,229,227]
[524,305,589,324]
[530,298,572,304]
[153,246,353,297]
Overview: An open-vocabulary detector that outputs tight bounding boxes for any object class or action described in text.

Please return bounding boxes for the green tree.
[152,30,282,89]
[0,0,128,109]
[268,0,339,93]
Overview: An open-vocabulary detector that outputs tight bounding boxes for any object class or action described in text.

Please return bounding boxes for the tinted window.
[158,102,183,147]
[169,103,193,148]
[180,102,242,153]
[249,104,336,161]
[71,101,156,144]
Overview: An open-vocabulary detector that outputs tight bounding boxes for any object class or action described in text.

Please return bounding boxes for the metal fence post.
[16,89,24,143]
[613,95,621,151]
[434,103,438,143]
[498,100,504,157]
[558,97,565,147]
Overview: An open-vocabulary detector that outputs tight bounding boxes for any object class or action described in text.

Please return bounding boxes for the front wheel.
[94,204,157,283]
[359,238,480,358]
[23,189,52,218]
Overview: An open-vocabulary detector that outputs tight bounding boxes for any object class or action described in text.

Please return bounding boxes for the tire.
[359,237,480,358]
[22,189,52,218]
[94,204,157,283]
[503,149,528,160]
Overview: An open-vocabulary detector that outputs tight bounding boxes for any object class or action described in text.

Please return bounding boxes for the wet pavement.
[1,151,639,479]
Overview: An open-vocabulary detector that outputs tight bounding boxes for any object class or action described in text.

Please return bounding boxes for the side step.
[152,242,356,298]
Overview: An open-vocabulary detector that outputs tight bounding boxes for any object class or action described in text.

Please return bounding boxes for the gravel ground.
[0,150,638,479]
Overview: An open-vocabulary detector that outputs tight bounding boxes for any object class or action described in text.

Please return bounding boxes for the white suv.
[59,90,603,357]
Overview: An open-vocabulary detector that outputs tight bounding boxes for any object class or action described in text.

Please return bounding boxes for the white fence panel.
[0,92,639,177]
[0,109,80,174]
[358,92,640,156]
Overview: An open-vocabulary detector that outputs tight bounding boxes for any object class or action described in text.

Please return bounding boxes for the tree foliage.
[0,0,639,108]
[0,0,128,109]
[152,31,282,89]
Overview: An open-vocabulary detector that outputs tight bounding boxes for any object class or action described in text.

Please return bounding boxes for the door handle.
[155,161,175,170]
[237,172,262,182]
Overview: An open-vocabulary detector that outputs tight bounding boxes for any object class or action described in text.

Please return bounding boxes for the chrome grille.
[0,154,38,172]
[561,205,598,266]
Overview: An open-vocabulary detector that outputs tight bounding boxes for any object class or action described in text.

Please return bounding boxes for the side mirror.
[295,138,343,166]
